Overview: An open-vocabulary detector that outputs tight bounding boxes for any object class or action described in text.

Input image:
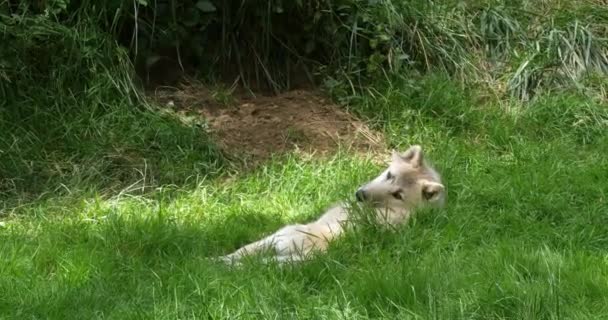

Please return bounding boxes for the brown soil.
[151,81,385,164]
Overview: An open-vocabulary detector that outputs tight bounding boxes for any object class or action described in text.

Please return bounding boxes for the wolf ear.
[401,145,424,167]
[421,180,444,203]
[391,149,405,163]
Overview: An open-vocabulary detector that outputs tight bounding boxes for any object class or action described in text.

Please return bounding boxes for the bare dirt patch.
[151,82,385,164]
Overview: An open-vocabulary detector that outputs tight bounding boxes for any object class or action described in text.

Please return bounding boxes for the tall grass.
[321,1,608,101]
[0,6,224,208]
[5,0,606,95]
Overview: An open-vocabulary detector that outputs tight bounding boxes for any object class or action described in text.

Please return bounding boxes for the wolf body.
[217,145,445,265]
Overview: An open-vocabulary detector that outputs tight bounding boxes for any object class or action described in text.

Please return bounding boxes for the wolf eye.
[386,172,393,180]
[391,191,403,200]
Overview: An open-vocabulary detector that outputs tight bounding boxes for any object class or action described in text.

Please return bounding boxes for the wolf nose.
[355,189,366,202]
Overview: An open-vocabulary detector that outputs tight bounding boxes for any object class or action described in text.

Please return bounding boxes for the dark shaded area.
[110,0,344,92]
[0,9,225,208]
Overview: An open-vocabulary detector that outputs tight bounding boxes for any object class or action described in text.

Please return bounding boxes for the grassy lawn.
[2,1,608,318]
[1,74,607,319]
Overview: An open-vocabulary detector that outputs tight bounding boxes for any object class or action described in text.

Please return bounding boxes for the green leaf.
[369,39,378,49]
[196,0,216,13]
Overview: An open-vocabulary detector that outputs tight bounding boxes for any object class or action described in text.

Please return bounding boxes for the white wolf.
[216,145,446,265]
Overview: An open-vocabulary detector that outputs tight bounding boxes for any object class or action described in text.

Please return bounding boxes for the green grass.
[0,11,224,208]
[2,1,608,318]
[2,74,608,319]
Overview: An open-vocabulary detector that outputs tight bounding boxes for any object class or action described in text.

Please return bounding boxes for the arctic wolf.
[217,145,445,265]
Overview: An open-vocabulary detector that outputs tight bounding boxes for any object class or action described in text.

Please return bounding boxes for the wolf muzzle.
[355,189,366,202]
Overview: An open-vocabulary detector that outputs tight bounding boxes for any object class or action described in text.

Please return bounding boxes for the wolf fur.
[216,145,445,265]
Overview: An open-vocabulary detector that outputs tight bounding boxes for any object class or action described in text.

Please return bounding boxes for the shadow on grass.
[0,102,227,212]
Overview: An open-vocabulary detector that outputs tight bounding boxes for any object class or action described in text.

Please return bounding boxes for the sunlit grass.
[2,75,607,318]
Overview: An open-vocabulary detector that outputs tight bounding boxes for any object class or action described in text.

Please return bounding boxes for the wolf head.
[355,145,445,209]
